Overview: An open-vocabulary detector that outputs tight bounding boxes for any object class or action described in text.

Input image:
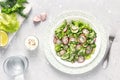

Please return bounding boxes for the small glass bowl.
[3,56,29,77]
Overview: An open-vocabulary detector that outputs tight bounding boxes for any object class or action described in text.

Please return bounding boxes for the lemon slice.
[0,30,8,47]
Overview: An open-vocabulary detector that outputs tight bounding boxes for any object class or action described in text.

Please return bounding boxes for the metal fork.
[102,36,115,69]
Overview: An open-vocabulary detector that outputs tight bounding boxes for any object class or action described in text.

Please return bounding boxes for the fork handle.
[102,40,113,69]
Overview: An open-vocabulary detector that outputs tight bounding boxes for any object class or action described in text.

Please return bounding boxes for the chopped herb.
[0,0,28,17]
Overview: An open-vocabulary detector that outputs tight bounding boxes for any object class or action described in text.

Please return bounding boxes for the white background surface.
[0,0,120,80]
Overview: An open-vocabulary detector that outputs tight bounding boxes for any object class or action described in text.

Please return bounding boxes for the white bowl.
[25,36,39,51]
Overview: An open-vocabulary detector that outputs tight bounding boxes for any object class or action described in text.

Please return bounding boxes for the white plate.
[45,10,108,74]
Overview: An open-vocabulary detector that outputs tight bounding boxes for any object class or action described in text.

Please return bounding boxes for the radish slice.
[79,34,86,43]
[40,12,47,22]
[60,50,66,56]
[53,36,61,44]
[92,38,96,43]
[82,29,89,35]
[78,56,85,63]
[63,26,68,32]
[53,36,57,44]
[62,36,69,45]
[86,46,92,54]
[56,39,62,44]
[69,37,76,42]
[33,15,41,22]
[76,44,81,50]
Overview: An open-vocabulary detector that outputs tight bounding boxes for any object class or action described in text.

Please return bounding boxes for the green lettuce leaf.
[0,13,19,33]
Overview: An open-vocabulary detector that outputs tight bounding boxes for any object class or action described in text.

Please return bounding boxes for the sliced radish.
[93,38,96,43]
[86,46,92,54]
[63,26,68,32]
[33,15,41,22]
[53,36,57,44]
[82,29,89,35]
[69,37,76,42]
[56,39,62,44]
[79,34,86,43]
[53,36,61,44]
[71,26,79,33]
[59,50,66,56]
[62,36,69,45]
[76,44,81,50]
[40,12,47,22]
[78,56,85,63]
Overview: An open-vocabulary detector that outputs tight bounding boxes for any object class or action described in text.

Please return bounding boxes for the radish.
[63,26,68,32]
[69,37,76,42]
[33,15,41,22]
[76,44,81,50]
[79,34,86,43]
[86,46,92,54]
[78,56,85,63]
[62,36,69,45]
[40,12,47,22]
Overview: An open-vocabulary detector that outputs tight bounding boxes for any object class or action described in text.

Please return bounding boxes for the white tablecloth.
[0,0,120,80]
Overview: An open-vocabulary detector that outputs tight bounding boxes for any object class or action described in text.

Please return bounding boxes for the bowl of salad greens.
[49,11,101,68]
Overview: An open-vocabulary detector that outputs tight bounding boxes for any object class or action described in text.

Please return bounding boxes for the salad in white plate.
[46,11,107,74]
[53,19,97,64]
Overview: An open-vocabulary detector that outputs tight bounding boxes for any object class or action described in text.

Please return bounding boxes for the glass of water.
[3,56,29,80]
